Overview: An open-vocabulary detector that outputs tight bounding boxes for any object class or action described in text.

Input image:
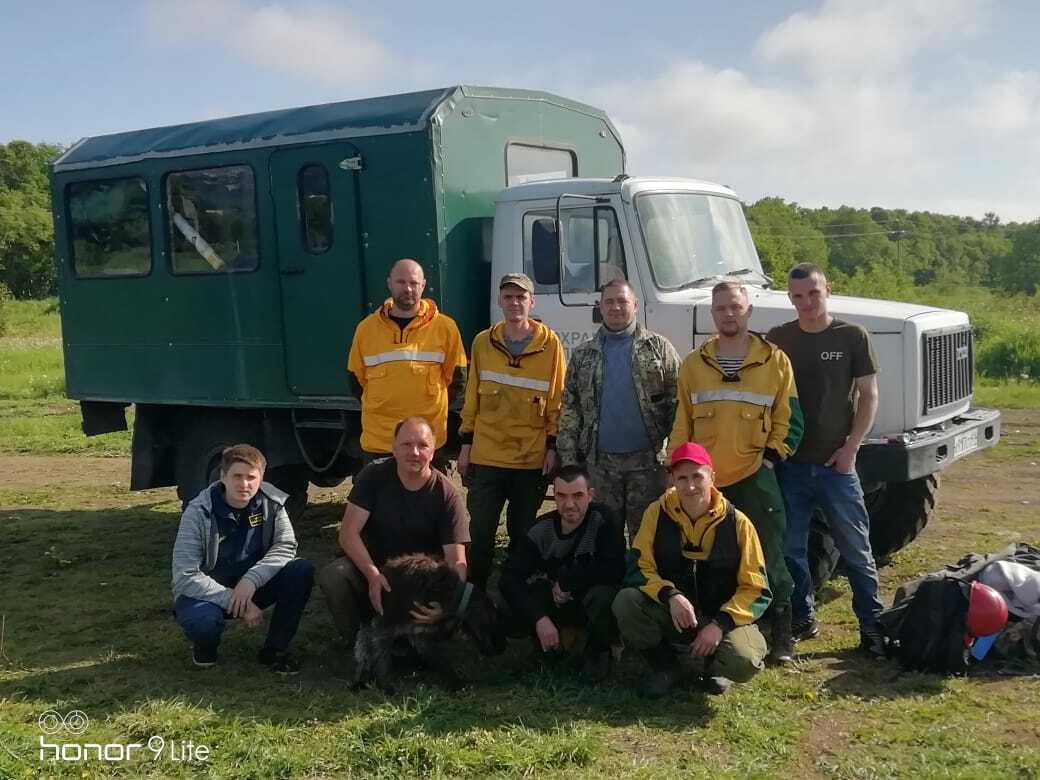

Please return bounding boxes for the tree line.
[1,140,1038,300]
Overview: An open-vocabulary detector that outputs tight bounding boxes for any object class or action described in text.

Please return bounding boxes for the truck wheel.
[266,464,310,521]
[866,474,940,565]
[175,415,261,507]
[808,510,840,593]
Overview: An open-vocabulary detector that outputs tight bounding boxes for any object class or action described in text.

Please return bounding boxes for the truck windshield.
[634,192,766,290]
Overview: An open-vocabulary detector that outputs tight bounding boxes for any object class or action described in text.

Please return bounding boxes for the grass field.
[1,299,1038,779]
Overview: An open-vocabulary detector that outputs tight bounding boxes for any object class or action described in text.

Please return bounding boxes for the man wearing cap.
[458,273,566,589]
[613,443,771,697]
[668,281,802,665]
[348,258,467,462]
[558,278,681,541]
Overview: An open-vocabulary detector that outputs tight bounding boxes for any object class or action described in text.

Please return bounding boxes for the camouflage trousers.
[589,450,665,542]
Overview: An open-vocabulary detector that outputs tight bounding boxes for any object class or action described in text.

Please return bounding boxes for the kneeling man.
[172,444,314,674]
[318,416,470,646]
[613,443,771,696]
[500,464,626,681]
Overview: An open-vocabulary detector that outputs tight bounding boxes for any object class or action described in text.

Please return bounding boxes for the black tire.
[866,474,940,565]
[266,464,310,521]
[175,413,262,506]
[808,509,840,593]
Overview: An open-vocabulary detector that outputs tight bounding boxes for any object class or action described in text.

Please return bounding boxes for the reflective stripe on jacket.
[348,298,467,453]
[626,486,771,632]
[669,333,803,487]
[459,320,565,469]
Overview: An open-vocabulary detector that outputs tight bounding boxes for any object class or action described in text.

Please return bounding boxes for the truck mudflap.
[857,407,1001,484]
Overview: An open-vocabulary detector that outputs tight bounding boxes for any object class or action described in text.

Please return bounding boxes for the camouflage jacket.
[558,324,681,465]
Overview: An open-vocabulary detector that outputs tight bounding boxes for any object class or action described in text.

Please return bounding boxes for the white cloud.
[143,0,393,86]
[960,70,1040,135]
[756,0,992,76]
[572,1,1039,222]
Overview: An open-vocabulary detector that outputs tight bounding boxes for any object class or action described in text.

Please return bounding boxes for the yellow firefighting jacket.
[459,320,565,469]
[669,334,803,487]
[348,298,466,453]
[627,486,771,632]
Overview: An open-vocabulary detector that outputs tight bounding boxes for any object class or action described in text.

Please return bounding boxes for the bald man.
[348,259,467,461]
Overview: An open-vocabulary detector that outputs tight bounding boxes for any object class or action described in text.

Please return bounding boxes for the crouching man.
[172,444,314,674]
[613,443,771,697]
[499,465,626,681]
[317,417,470,647]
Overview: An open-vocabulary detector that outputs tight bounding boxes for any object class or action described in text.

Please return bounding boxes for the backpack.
[881,576,971,675]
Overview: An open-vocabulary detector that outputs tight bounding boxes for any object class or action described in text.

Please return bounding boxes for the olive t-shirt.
[767,319,878,464]
[347,458,470,566]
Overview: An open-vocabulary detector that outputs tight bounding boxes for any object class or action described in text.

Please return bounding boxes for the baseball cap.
[499,273,534,293]
[669,442,714,470]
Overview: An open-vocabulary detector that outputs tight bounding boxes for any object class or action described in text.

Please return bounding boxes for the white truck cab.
[492,175,1001,580]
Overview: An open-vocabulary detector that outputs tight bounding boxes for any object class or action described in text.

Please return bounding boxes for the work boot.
[766,605,796,666]
[792,614,820,642]
[697,675,733,696]
[859,624,887,659]
[639,642,679,699]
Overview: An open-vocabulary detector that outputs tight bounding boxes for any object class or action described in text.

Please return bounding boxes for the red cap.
[670,442,714,470]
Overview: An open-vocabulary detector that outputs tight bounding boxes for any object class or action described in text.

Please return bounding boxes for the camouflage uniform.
[558,324,681,539]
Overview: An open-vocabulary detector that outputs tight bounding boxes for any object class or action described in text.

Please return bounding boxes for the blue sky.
[2,0,1038,220]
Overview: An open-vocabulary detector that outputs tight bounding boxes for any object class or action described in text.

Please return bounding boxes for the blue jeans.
[776,462,882,629]
[174,558,315,653]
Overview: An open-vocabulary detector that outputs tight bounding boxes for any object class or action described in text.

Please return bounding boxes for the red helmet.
[966,582,1009,638]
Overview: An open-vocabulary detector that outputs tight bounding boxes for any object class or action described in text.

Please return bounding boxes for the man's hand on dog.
[551,581,573,606]
[366,570,392,615]
[409,601,445,624]
[535,616,560,651]
[229,579,257,618]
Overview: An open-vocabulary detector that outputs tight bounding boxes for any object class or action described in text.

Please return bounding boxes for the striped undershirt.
[716,354,745,376]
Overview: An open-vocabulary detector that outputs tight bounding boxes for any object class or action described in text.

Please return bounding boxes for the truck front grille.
[922,327,973,414]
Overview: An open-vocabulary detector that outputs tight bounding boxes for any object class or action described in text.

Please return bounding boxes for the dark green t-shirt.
[767,319,878,464]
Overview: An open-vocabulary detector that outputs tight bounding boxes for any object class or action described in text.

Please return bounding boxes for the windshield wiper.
[728,268,777,287]
[676,274,726,290]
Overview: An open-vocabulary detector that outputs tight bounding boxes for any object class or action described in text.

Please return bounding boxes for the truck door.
[270,145,363,396]
[519,203,630,357]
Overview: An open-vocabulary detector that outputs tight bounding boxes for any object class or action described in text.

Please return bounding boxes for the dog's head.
[453,583,508,656]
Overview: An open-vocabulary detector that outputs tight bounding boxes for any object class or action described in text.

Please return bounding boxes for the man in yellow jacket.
[668,281,803,665]
[348,258,467,460]
[613,442,770,697]
[458,273,566,589]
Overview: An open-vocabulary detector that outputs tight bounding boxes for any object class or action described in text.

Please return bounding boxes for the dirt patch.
[0,454,131,489]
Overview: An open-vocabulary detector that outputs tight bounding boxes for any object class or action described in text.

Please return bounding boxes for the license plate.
[953,429,979,458]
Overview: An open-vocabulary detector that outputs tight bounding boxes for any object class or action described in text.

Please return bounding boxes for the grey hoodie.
[171,481,298,610]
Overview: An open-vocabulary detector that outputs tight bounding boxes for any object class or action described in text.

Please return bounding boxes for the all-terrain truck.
[49,85,1000,583]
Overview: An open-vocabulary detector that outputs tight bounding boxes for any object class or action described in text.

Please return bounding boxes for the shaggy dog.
[353,553,507,691]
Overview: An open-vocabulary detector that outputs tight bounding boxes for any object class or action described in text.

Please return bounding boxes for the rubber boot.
[639,641,679,699]
[767,605,796,666]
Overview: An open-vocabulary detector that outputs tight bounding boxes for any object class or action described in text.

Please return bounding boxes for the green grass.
[1,453,1038,779]
[975,377,1040,409]
[1,297,61,339]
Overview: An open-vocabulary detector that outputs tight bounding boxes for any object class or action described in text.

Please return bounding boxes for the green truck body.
[50,86,624,505]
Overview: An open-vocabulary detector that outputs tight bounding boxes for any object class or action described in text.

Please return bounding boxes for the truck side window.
[506,144,576,186]
[298,164,332,254]
[67,177,151,278]
[523,207,626,294]
[166,165,259,274]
